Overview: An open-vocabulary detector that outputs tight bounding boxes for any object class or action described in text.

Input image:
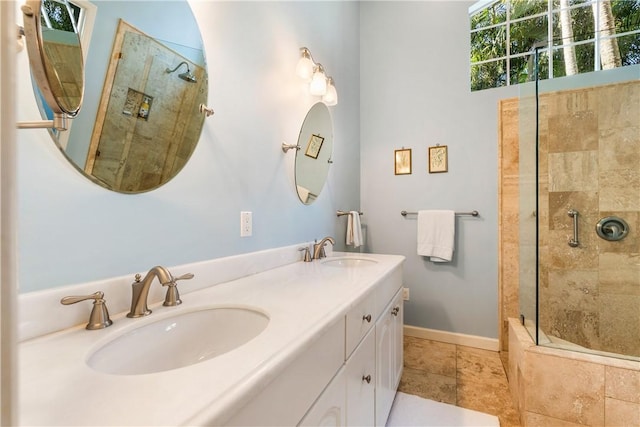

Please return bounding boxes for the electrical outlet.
[402,287,410,301]
[240,211,252,237]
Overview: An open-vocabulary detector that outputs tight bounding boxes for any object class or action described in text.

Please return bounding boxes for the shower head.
[165,61,197,83]
[178,70,197,83]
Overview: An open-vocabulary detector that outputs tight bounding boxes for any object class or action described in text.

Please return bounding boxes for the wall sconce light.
[296,47,315,81]
[322,77,338,106]
[296,47,337,106]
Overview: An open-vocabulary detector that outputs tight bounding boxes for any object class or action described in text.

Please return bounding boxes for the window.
[41,0,81,33]
[470,0,640,91]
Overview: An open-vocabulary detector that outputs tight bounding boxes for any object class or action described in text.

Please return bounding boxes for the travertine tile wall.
[498,98,521,351]
[498,80,640,357]
[539,81,640,357]
[509,318,639,427]
[500,80,640,426]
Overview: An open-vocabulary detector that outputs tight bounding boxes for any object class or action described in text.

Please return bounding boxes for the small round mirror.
[294,102,333,205]
[21,0,84,118]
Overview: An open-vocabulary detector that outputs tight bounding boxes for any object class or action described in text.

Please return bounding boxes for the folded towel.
[346,211,363,248]
[417,210,455,262]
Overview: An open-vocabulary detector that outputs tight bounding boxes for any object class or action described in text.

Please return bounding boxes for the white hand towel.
[417,210,455,262]
[346,211,363,248]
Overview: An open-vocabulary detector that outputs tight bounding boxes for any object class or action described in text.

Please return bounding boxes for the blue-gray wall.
[360,1,518,339]
[17,1,535,341]
[16,1,361,292]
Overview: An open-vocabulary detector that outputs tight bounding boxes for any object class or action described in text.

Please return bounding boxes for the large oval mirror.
[27,0,208,193]
[295,102,333,205]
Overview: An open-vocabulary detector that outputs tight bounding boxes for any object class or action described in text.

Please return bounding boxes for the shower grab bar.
[568,209,579,247]
[337,210,363,217]
[400,210,479,217]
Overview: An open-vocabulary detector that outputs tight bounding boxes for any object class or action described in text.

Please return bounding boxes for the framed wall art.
[428,145,448,173]
[394,148,412,175]
[305,134,325,159]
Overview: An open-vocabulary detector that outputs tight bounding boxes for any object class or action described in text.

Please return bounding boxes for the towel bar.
[401,210,479,217]
[337,210,363,217]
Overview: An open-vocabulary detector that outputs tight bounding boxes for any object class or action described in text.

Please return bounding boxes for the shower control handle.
[568,209,579,248]
[596,216,629,242]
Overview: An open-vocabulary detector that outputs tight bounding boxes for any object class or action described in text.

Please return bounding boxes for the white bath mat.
[386,392,500,427]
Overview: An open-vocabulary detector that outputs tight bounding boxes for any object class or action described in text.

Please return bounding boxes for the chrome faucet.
[127,266,194,318]
[313,236,335,260]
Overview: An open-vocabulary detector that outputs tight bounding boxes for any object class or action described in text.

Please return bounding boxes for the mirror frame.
[21,0,84,125]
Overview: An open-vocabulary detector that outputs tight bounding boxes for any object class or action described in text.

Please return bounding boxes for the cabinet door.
[299,369,346,427]
[374,289,404,427]
[345,328,375,426]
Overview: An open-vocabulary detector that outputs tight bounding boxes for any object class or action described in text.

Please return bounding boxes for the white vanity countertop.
[19,252,404,426]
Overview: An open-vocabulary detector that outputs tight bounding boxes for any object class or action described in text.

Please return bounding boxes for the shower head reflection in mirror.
[166,61,197,83]
[25,0,208,194]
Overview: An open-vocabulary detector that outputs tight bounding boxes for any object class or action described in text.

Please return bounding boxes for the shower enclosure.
[518,63,640,362]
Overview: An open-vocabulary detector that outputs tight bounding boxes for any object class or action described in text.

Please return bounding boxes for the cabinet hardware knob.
[391,306,400,316]
[362,314,372,323]
[362,374,372,384]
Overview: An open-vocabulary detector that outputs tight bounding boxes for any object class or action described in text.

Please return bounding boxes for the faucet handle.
[162,272,194,307]
[298,246,312,262]
[61,291,113,330]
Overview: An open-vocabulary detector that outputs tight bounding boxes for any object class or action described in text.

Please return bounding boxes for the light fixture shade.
[296,56,314,81]
[309,67,327,96]
[322,78,338,106]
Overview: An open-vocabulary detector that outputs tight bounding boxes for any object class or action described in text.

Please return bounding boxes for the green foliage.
[470,0,640,91]
[41,0,78,33]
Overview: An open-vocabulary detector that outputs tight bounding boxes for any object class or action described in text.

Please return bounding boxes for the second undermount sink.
[321,257,378,267]
[87,307,269,375]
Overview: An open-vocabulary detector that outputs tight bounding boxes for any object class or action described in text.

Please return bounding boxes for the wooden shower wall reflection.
[85,20,205,192]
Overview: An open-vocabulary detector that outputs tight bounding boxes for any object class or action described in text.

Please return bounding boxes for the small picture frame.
[428,145,448,173]
[394,148,412,175]
[305,134,325,159]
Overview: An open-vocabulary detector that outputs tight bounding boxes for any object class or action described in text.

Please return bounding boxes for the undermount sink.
[321,257,378,267]
[87,307,269,375]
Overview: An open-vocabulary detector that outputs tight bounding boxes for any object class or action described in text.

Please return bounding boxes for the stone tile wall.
[509,318,639,426]
[499,80,640,357]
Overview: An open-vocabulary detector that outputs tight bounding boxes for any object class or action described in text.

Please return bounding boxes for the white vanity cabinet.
[299,267,403,427]
[375,288,404,426]
[18,250,406,427]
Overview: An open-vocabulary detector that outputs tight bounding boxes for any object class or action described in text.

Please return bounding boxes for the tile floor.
[399,336,521,427]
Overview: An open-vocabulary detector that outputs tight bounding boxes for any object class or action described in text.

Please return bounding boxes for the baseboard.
[404,325,500,352]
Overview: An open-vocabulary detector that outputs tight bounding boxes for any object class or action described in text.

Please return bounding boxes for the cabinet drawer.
[345,327,376,426]
[345,291,376,358]
[374,266,402,320]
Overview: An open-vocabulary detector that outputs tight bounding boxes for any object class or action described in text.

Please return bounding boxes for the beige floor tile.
[457,345,507,382]
[404,336,457,377]
[399,366,456,405]
[401,336,522,427]
[524,411,584,426]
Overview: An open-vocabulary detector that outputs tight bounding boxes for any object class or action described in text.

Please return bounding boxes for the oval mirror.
[21,0,84,122]
[295,102,333,205]
[27,0,208,194]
